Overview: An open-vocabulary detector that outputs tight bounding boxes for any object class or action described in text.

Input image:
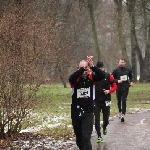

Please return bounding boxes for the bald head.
[79,60,88,70]
[78,60,89,78]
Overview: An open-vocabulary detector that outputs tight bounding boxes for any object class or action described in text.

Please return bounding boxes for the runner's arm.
[109,74,117,93]
[69,67,84,84]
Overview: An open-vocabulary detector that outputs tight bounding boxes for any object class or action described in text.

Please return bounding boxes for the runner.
[94,61,117,143]
[112,59,134,122]
[69,56,105,150]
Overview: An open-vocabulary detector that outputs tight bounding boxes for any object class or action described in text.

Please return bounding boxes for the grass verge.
[24,82,150,137]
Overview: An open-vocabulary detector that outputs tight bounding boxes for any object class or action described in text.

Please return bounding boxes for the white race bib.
[77,87,90,98]
[120,75,127,81]
[105,101,111,106]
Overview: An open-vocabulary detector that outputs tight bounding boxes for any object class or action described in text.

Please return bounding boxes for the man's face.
[79,61,89,78]
[118,59,125,67]
[99,67,105,71]
[79,61,88,70]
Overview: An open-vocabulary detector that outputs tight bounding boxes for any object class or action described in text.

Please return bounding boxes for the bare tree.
[126,0,139,81]
[126,0,150,82]
[113,0,131,67]
[140,0,150,81]
[79,0,101,60]
[0,0,44,138]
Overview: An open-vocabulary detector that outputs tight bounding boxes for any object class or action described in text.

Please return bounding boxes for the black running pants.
[72,112,93,150]
[116,87,129,115]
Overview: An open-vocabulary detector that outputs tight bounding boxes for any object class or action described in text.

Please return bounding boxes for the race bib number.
[77,87,90,98]
[120,75,127,81]
[105,101,111,106]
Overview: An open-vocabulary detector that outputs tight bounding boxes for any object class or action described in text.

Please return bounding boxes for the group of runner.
[69,56,134,150]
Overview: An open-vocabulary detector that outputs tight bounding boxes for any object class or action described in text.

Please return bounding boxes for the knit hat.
[96,61,104,68]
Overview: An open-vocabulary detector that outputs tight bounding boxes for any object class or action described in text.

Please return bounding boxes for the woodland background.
[0,0,150,138]
[1,0,150,85]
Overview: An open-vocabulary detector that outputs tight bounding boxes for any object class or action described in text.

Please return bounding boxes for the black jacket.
[95,72,117,102]
[112,66,134,89]
[95,73,111,102]
[69,66,105,113]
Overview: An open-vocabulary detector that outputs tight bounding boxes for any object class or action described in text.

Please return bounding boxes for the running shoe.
[103,127,107,135]
[121,116,124,122]
[101,124,107,135]
[97,137,103,143]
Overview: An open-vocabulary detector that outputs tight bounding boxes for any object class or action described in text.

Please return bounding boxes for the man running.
[94,61,117,143]
[112,59,134,122]
[69,56,105,150]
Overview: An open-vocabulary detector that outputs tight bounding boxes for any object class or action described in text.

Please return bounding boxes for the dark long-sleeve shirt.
[112,66,134,88]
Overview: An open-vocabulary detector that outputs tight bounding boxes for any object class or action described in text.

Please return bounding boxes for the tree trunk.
[114,0,131,67]
[144,21,150,82]
[0,125,5,139]
[88,0,101,60]
[127,0,141,82]
[129,12,138,82]
[56,64,67,88]
[141,1,150,82]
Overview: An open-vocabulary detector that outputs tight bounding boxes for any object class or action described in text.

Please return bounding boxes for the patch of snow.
[24,112,70,131]
[12,136,78,150]
[128,108,150,113]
